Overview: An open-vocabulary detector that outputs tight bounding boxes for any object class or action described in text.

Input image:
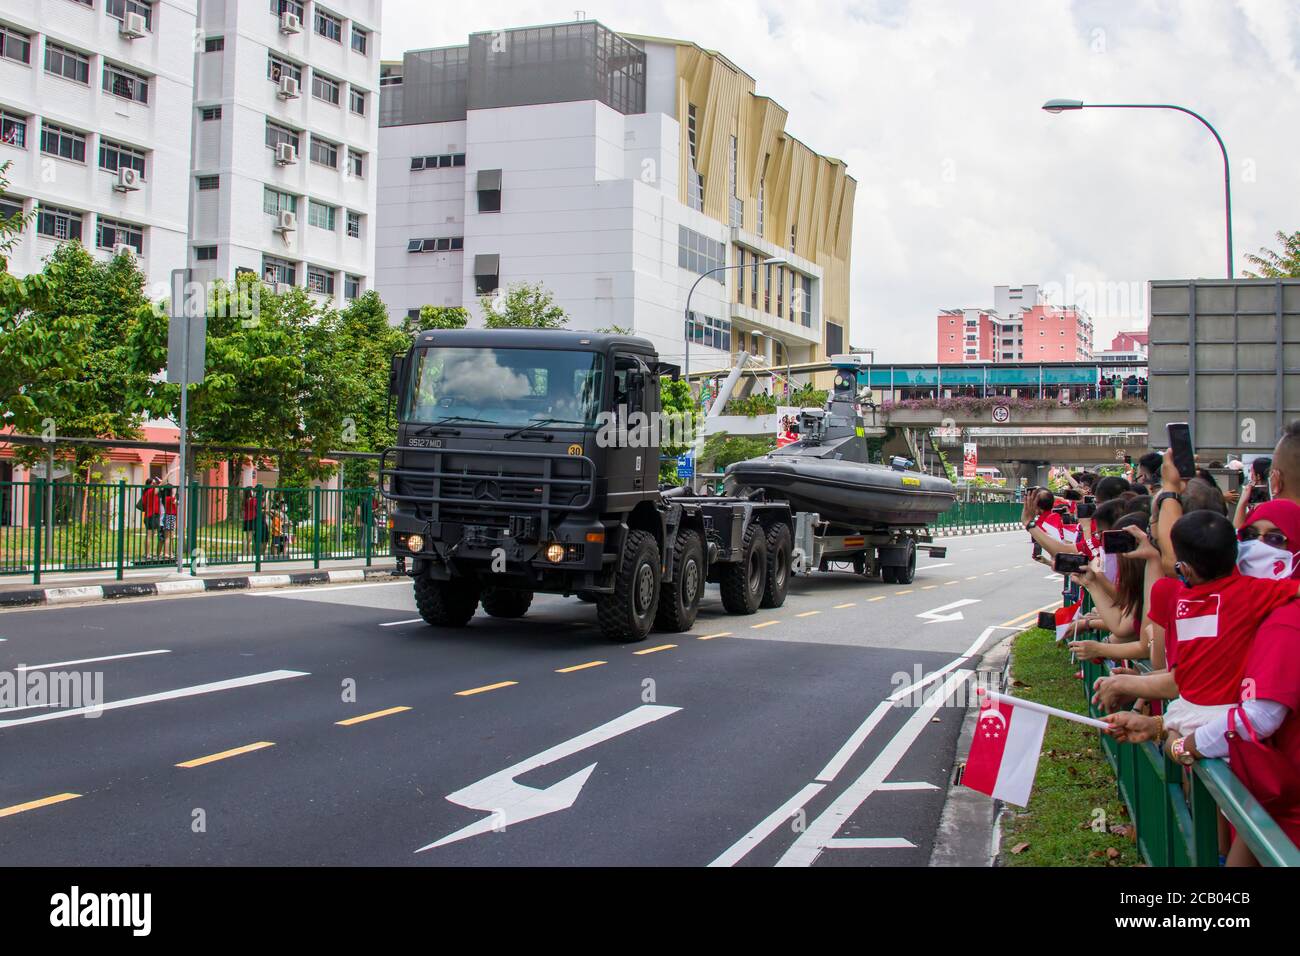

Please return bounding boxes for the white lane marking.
[959,625,1001,660]
[916,598,980,624]
[248,581,407,595]
[918,562,953,570]
[824,837,917,849]
[417,704,681,852]
[14,649,171,672]
[776,670,971,867]
[379,618,424,627]
[0,670,309,728]
[816,702,892,783]
[877,782,940,792]
[707,783,826,868]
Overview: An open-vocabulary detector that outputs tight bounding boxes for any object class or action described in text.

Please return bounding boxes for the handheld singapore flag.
[962,691,1107,807]
[1053,599,1084,643]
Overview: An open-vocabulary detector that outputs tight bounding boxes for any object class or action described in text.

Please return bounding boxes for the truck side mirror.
[388,352,406,425]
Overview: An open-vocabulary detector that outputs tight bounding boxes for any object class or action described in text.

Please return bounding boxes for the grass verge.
[999,627,1142,867]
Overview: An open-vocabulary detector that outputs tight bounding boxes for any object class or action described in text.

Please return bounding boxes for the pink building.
[937,285,1094,364]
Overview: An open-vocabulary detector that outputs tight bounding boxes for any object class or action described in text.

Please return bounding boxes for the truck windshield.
[402,347,605,429]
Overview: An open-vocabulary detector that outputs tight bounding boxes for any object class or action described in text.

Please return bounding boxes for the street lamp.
[684,256,786,381]
[1041,98,1233,278]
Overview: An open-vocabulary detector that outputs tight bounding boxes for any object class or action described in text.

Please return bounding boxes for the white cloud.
[380,0,1300,361]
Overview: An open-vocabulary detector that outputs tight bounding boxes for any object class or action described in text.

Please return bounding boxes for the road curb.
[0,566,401,610]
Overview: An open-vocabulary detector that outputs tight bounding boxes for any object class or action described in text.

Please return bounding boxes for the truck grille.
[382,447,595,519]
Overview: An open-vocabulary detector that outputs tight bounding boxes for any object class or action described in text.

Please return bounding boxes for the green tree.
[480,281,568,329]
[658,376,699,484]
[409,304,469,331]
[1243,230,1300,279]
[700,431,776,471]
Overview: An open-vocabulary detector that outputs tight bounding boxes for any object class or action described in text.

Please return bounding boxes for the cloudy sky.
[380,0,1300,362]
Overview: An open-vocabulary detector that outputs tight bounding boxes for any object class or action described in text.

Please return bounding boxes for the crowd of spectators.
[1020,423,1300,864]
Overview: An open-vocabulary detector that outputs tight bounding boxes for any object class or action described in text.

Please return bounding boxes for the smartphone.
[1102,530,1138,555]
[1249,484,1269,504]
[1167,422,1196,479]
[1077,501,1096,519]
[1053,553,1088,574]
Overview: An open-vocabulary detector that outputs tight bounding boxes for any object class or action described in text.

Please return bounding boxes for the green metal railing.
[0,481,389,583]
[930,500,1023,535]
[1079,651,1300,866]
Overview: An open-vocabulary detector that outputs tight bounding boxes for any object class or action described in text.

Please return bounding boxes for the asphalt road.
[0,529,1064,867]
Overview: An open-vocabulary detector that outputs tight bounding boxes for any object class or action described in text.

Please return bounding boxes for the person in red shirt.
[140,477,161,561]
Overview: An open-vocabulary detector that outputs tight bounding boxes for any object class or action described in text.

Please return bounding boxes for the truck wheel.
[720,521,767,615]
[413,575,479,627]
[654,529,704,632]
[895,539,917,585]
[481,588,533,619]
[597,530,661,643]
[760,523,792,608]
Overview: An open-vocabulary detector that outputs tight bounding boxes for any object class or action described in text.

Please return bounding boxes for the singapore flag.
[962,696,1049,807]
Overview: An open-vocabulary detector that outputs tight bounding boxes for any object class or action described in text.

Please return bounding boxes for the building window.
[790,223,797,253]
[757,155,768,236]
[307,200,336,231]
[0,24,32,64]
[314,9,342,42]
[204,36,224,53]
[271,0,304,18]
[349,87,366,115]
[684,312,731,352]
[200,106,222,121]
[196,175,219,190]
[408,236,464,253]
[800,275,812,327]
[776,267,784,318]
[347,149,364,178]
[265,121,300,153]
[106,0,154,31]
[677,226,725,278]
[0,194,24,220]
[826,322,844,357]
[44,43,90,84]
[351,26,368,55]
[736,248,745,303]
[262,187,297,216]
[98,139,146,177]
[344,274,361,300]
[311,72,340,106]
[306,265,335,295]
[346,210,361,238]
[262,254,296,286]
[309,136,338,168]
[36,205,83,241]
[267,54,302,85]
[686,104,703,211]
[39,123,86,163]
[195,245,217,261]
[0,110,27,148]
[96,216,143,253]
[473,254,499,294]
[412,153,466,169]
[477,169,502,213]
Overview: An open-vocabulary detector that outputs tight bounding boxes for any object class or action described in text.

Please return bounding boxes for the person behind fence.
[159,484,177,559]
[242,489,261,555]
[138,477,161,562]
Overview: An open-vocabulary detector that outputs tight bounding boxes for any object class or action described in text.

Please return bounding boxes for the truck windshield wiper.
[502,418,586,439]
[409,415,493,436]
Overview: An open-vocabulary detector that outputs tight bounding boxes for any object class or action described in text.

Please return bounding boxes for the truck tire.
[760,523,792,608]
[597,530,661,643]
[413,575,479,627]
[720,521,767,615]
[895,538,917,584]
[654,529,704,632]
[481,588,533,619]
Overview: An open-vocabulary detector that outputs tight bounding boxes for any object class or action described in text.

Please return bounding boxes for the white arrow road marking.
[916,598,981,624]
[416,704,681,852]
[0,670,309,727]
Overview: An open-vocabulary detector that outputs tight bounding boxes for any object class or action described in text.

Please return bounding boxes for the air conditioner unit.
[119,12,148,39]
[112,243,135,258]
[275,142,296,165]
[114,167,142,192]
[278,75,299,99]
[275,210,297,233]
[279,12,302,34]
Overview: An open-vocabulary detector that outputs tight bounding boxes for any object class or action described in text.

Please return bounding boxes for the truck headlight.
[407,534,425,553]
[545,543,566,563]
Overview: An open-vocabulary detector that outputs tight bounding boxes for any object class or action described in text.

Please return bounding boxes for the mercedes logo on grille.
[473,480,501,501]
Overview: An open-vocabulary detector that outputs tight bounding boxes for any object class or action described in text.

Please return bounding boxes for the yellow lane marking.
[556,661,607,673]
[795,611,820,618]
[1000,602,1062,628]
[895,589,913,595]
[176,741,275,769]
[983,572,995,576]
[750,621,779,629]
[966,576,978,580]
[634,644,677,654]
[869,596,886,602]
[944,580,959,586]
[455,681,518,697]
[336,706,412,726]
[921,585,938,590]
[834,602,857,609]
[0,793,80,818]
[698,632,732,640]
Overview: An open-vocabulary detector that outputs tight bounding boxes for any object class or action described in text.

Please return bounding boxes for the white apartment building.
[0,0,196,290]
[190,0,380,304]
[375,21,856,374]
[0,0,381,308]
